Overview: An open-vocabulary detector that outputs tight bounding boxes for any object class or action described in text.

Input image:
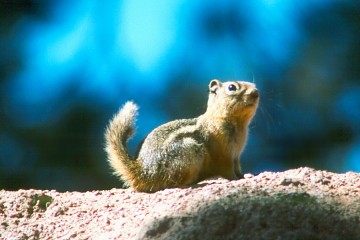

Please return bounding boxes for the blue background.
[1,0,359,191]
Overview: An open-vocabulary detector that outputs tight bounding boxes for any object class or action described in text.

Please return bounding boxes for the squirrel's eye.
[228,84,237,92]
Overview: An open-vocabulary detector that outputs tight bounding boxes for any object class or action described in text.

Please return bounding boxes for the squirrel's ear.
[209,79,221,94]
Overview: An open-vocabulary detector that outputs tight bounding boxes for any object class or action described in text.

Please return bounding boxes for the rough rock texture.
[1,167,359,239]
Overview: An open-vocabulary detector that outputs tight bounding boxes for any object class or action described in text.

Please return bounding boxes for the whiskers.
[250,89,284,134]
[252,71,256,84]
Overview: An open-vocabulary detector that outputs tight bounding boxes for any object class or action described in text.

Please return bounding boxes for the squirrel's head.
[207,79,259,124]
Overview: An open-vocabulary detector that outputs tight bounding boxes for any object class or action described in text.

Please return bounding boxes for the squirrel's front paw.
[235,172,244,179]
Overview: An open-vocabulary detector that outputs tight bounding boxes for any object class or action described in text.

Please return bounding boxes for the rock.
[0,167,359,239]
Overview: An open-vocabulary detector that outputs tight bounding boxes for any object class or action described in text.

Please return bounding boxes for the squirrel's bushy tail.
[105,101,141,187]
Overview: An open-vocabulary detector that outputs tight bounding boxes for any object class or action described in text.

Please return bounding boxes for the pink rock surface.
[1,167,359,239]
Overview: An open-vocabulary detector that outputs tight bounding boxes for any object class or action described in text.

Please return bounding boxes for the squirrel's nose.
[245,88,259,99]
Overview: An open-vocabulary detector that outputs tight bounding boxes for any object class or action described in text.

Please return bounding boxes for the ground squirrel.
[105,79,259,192]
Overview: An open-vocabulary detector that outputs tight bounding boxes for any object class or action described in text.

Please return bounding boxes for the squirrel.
[105,79,259,192]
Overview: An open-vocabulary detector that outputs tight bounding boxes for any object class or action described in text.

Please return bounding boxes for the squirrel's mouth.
[243,89,259,107]
[248,88,259,99]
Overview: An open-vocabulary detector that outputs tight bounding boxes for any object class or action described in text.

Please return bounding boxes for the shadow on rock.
[138,192,360,240]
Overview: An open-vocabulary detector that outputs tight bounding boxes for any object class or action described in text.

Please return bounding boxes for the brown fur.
[105,79,259,192]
